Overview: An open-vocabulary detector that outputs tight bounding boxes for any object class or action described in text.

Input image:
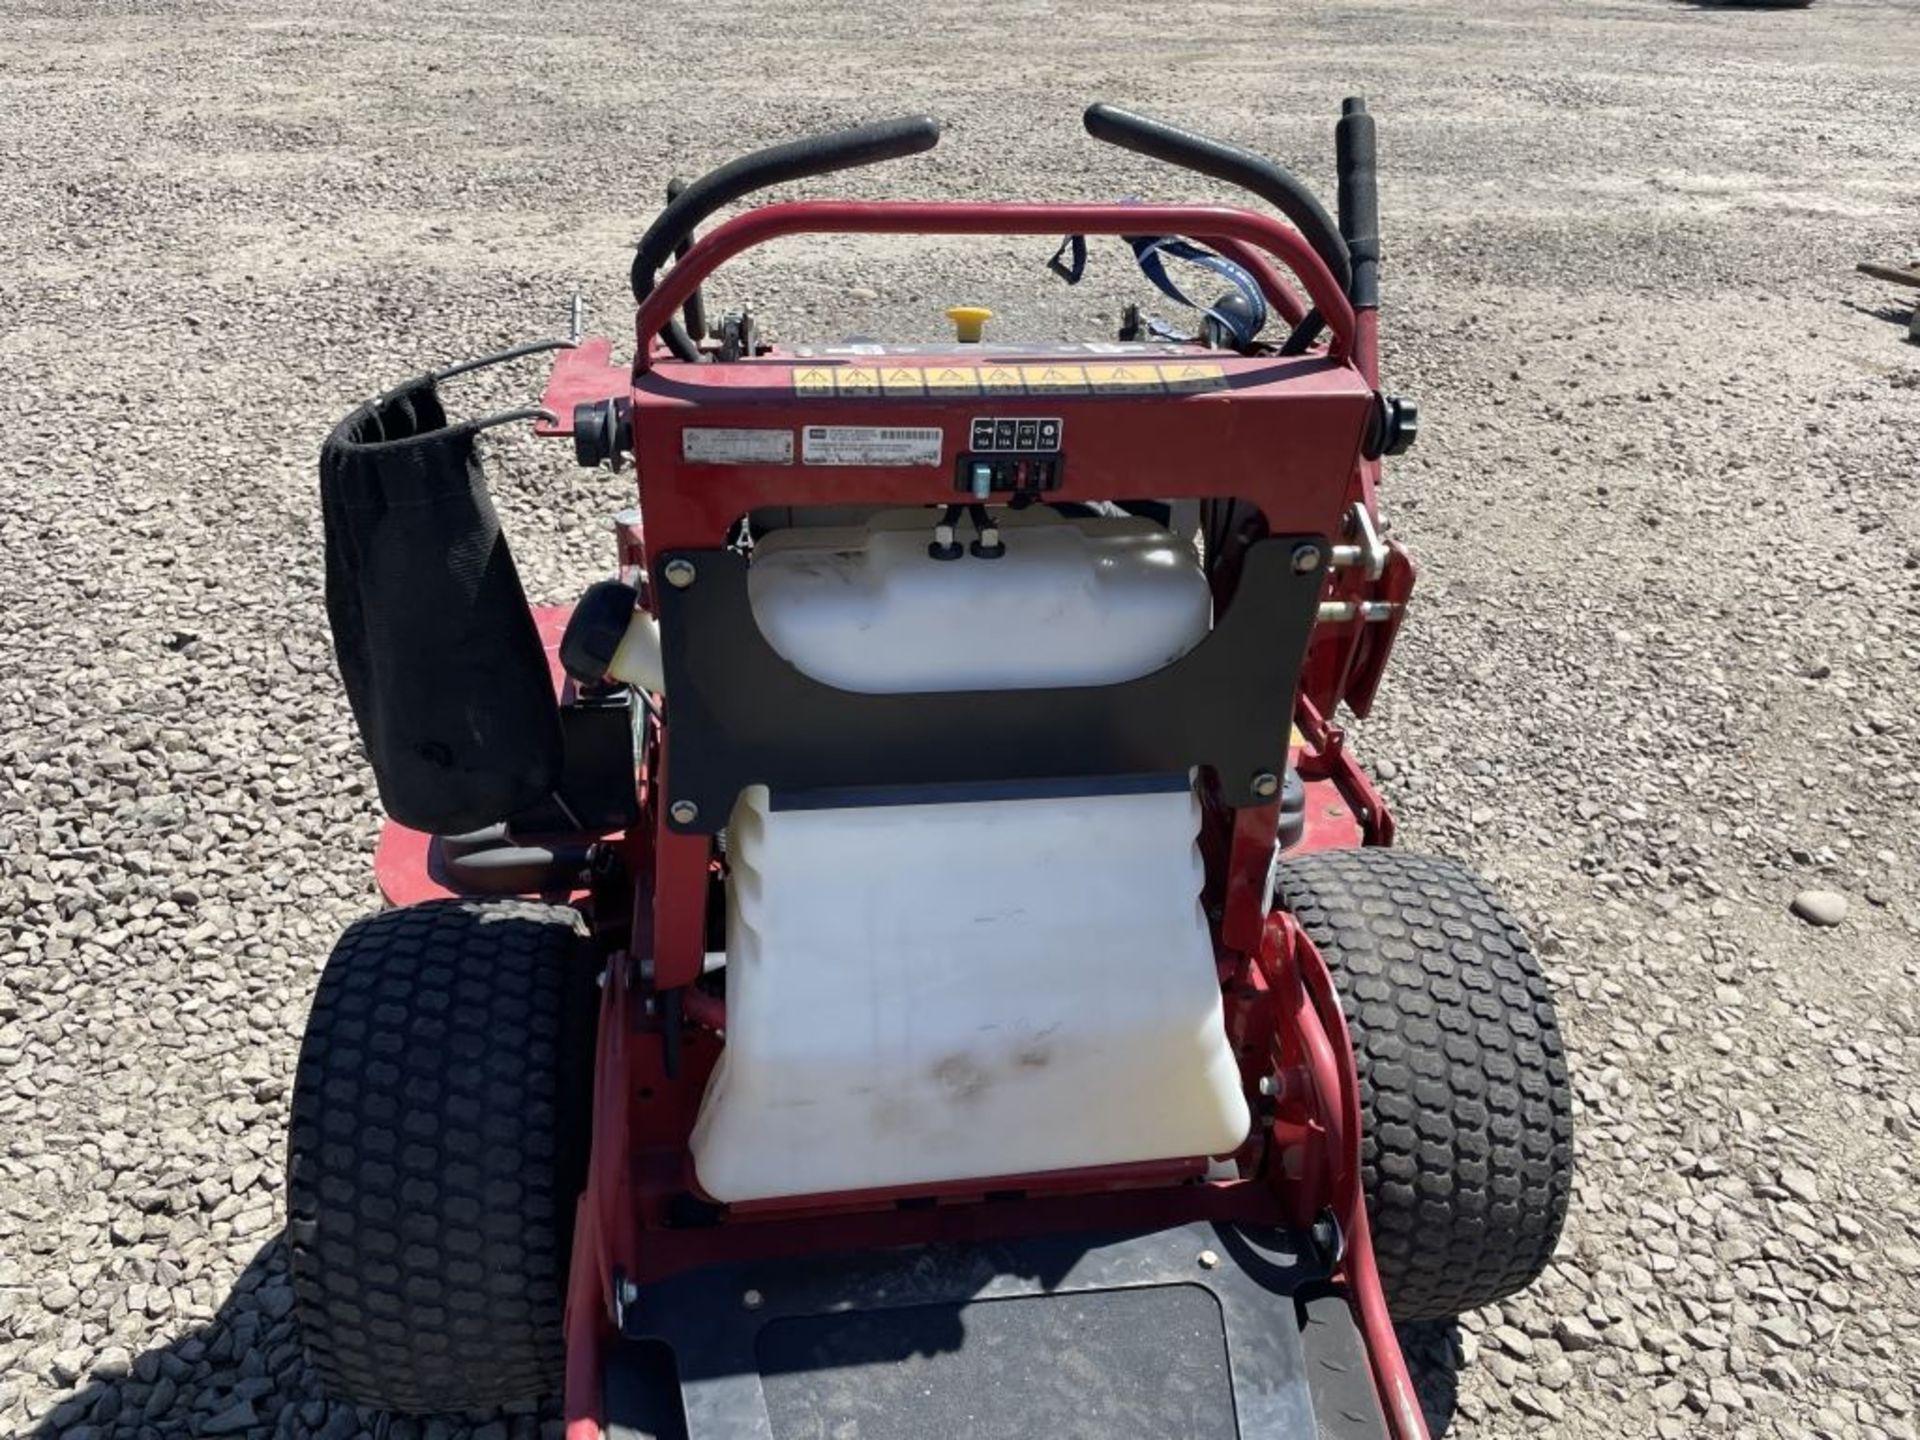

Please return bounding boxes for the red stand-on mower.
[296,101,1574,1440]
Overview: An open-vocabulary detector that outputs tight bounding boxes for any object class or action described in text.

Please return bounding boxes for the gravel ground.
[3,0,1919,1437]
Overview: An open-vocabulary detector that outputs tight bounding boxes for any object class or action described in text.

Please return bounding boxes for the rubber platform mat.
[757,1284,1237,1440]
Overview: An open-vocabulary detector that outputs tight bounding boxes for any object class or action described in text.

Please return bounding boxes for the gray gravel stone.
[1791,889,1850,927]
[202,1397,261,1435]
[1779,1165,1824,1204]
[143,1374,181,1421]
[91,1345,133,1381]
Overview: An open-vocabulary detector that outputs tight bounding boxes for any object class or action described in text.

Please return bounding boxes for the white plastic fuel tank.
[746,507,1212,691]
[687,508,1250,1204]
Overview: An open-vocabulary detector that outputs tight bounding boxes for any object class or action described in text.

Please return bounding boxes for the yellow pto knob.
[945,305,993,343]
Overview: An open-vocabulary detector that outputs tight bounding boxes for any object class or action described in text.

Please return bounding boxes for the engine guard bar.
[629,201,1358,374]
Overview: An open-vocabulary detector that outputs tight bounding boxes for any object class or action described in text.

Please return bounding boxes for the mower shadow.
[1840,298,1917,329]
[1397,1319,1464,1436]
[23,1233,556,1440]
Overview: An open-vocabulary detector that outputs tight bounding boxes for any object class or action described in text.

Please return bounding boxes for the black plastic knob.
[573,397,632,470]
[1364,393,1419,459]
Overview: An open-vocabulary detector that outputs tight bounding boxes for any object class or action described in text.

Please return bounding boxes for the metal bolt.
[1197,1250,1220,1270]
[669,799,699,826]
[619,1278,640,1305]
[1250,771,1280,800]
[1257,1074,1278,1097]
[742,1288,764,1310]
[1290,543,1323,574]
[663,557,697,589]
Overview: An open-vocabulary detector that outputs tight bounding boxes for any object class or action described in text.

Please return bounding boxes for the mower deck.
[606,1220,1388,1440]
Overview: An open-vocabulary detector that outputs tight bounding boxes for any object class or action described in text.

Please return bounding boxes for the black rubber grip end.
[1335,98,1381,310]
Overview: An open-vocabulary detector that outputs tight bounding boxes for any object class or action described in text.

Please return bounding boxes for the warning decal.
[1020,364,1090,395]
[682,428,795,465]
[923,366,982,394]
[789,360,1229,397]
[802,425,944,468]
[1084,362,1165,392]
[1159,362,1228,393]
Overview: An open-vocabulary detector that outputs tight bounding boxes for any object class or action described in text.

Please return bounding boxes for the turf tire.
[287,898,595,1411]
[1275,849,1573,1321]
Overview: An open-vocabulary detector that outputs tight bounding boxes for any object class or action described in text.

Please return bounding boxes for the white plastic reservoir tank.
[688,509,1251,1204]
[746,507,1213,691]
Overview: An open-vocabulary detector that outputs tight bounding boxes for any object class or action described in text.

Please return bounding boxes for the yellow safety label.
[1020,364,1090,394]
[1159,362,1228,393]
[791,359,1232,397]
[922,366,982,394]
[834,366,881,396]
[1083,363,1165,392]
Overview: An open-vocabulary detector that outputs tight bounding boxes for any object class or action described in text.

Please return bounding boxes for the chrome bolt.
[669,800,700,826]
[1258,1074,1278,1097]
[663,557,697,589]
[619,1278,640,1305]
[742,1288,764,1310]
[1197,1250,1220,1270]
[1251,771,1280,800]
[1290,543,1323,574]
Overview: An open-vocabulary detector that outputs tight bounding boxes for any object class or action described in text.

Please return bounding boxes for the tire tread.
[287,898,589,1412]
[1276,849,1573,1321]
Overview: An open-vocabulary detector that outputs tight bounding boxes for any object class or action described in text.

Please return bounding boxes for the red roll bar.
[631,201,1358,372]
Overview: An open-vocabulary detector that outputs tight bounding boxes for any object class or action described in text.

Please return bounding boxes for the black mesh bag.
[321,376,561,835]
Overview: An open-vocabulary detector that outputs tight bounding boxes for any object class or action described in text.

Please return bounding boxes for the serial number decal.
[801,425,944,468]
[681,427,795,465]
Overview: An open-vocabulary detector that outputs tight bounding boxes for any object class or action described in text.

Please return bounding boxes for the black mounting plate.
[655,534,1328,831]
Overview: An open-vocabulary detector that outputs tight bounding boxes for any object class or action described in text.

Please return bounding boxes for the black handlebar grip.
[1335,97,1380,311]
[631,114,943,358]
[1083,102,1352,297]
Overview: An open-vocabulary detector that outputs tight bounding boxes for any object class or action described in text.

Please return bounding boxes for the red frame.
[465,196,1426,1438]
[628,201,1358,365]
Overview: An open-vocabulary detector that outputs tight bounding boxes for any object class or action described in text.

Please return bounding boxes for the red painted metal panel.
[629,356,1371,559]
